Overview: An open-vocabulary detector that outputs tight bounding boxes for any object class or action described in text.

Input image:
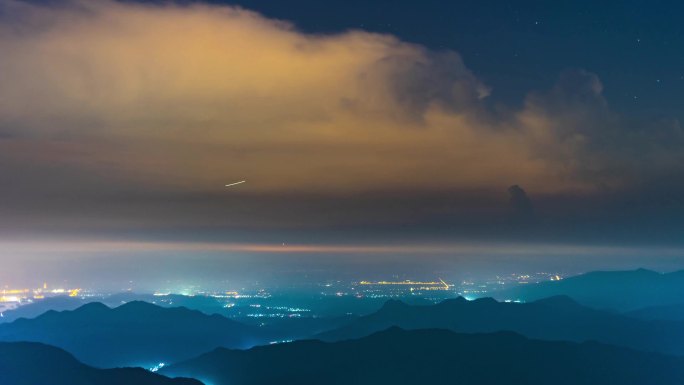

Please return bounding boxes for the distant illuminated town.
[0,271,566,318]
[0,283,88,314]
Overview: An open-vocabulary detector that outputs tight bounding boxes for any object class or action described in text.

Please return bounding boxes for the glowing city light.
[149,362,166,372]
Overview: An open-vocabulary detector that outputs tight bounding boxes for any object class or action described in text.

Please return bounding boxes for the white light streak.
[225,180,246,187]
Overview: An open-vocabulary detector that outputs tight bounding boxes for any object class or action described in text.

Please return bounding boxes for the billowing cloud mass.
[0,0,683,235]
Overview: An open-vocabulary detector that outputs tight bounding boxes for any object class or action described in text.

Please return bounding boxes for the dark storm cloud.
[507,185,535,224]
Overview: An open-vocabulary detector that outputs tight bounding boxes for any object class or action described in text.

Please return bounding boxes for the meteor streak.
[225,180,246,187]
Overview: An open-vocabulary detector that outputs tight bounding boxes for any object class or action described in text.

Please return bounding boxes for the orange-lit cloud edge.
[3,239,684,259]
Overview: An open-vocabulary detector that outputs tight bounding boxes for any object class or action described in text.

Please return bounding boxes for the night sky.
[1,0,684,289]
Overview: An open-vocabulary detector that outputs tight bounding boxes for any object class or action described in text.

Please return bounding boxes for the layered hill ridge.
[627,303,684,321]
[0,341,203,385]
[495,268,684,311]
[317,295,684,356]
[0,301,273,368]
[162,327,684,385]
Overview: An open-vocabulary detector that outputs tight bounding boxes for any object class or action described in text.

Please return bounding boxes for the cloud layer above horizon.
[1,0,683,240]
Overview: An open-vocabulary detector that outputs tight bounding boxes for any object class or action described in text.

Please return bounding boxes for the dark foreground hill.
[495,268,684,311]
[0,341,203,385]
[162,327,684,385]
[0,301,271,368]
[317,296,684,356]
